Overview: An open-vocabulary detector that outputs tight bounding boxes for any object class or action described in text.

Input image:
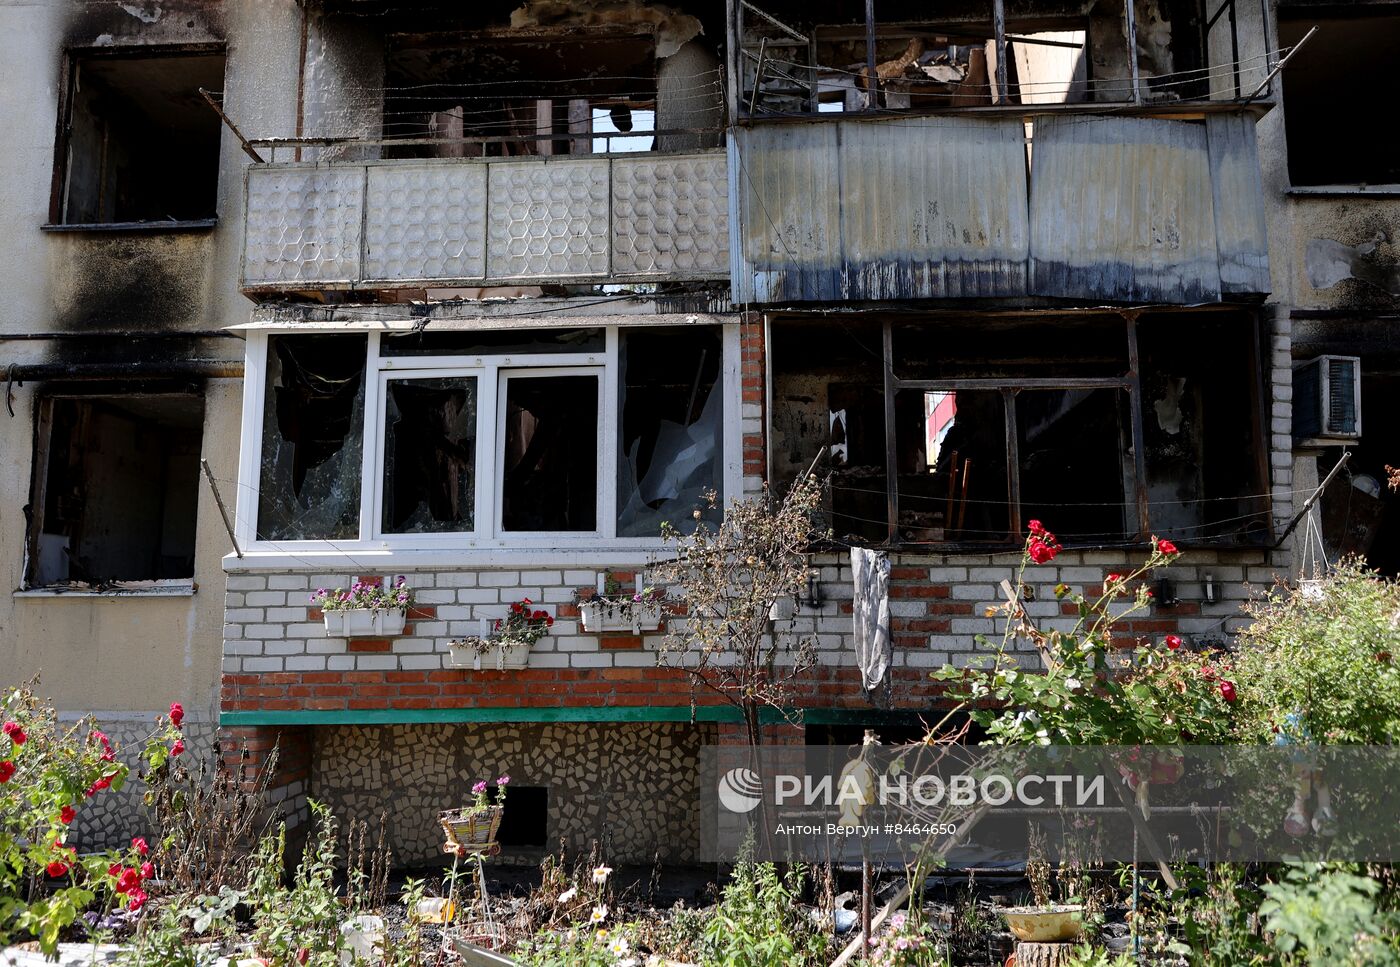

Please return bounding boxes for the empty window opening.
[1280,12,1400,186]
[617,326,723,537]
[771,311,1267,548]
[500,373,599,532]
[28,392,203,587]
[56,49,225,225]
[379,328,605,357]
[258,335,367,542]
[496,785,548,848]
[382,377,477,534]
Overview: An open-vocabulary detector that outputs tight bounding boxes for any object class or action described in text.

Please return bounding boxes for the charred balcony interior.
[769,310,1270,550]
[732,0,1269,117]
[239,2,729,297]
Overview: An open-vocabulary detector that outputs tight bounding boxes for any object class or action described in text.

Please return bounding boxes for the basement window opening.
[53,48,226,226]
[26,391,204,590]
[495,785,548,848]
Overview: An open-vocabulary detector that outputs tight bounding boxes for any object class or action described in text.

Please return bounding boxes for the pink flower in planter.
[472,781,488,795]
[497,775,511,786]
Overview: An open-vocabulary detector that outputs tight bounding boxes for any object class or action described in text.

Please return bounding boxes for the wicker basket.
[439,805,503,851]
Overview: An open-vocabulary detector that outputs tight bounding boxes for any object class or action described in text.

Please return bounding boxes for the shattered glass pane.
[379,328,604,356]
[257,335,366,542]
[501,374,599,532]
[382,377,478,534]
[617,327,723,537]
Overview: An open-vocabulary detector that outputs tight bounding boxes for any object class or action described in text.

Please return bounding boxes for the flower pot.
[448,639,531,670]
[440,804,504,851]
[1002,905,1085,943]
[323,609,406,637]
[579,599,663,634]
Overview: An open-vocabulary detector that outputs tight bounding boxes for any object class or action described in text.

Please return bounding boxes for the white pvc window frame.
[231,322,742,561]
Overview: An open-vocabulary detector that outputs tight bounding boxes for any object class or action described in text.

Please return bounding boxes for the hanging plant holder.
[323,609,407,637]
[439,805,504,852]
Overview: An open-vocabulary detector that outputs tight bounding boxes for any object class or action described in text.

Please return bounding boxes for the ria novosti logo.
[717,767,764,813]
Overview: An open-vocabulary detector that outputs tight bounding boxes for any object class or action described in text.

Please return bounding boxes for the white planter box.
[579,600,663,634]
[448,639,531,670]
[322,609,407,637]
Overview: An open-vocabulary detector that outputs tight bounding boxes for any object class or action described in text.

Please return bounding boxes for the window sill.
[40,219,218,234]
[1286,185,1400,198]
[15,580,197,599]
[224,548,670,571]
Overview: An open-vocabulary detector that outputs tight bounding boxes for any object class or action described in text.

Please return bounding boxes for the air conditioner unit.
[1293,355,1361,442]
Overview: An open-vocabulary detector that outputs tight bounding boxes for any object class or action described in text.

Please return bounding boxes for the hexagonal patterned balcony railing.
[241,152,730,291]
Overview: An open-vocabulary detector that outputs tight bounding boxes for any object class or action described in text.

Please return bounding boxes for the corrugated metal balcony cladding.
[730,112,1269,305]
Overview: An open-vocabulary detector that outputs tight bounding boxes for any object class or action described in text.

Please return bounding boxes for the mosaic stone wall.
[311,721,716,866]
[64,716,218,851]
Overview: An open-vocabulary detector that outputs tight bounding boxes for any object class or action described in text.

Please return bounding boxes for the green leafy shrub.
[1260,864,1399,966]
[697,852,829,967]
[1235,562,1400,744]
[245,801,348,966]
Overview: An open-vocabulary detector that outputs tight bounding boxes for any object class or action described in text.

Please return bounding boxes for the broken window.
[617,326,723,537]
[1279,11,1400,186]
[771,311,1267,547]
[27,391,203,587]
[380,328,605,357]
[258,335,366,542]
[1137,314,1269,543]
[54,49,225,225]
[500,373,600,532]
[381,377,477,534]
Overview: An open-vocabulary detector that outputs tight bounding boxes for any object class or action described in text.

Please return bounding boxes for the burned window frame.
[235,324,740,553]
[767,310,1272,549]
[47,42,227,229]
[24,383,205,592]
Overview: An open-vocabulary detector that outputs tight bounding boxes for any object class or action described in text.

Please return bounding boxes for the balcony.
[239,151,729,293]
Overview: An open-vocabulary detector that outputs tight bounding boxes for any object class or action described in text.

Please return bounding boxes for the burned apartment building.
[1,0,1376,864]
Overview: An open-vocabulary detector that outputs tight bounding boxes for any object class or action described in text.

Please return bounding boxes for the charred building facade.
[0,0,1380,861]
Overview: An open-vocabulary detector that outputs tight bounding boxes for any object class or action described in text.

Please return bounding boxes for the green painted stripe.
[219,707,930,727]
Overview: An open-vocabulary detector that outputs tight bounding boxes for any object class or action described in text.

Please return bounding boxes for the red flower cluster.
[1026,521,1062,565]
[169,702,184,728]
[112,859,153,910]
[508,597,555,627]
[59,805,76,825]
[47,845,76,879]
[1155,537,1180,556]
[0,760,14,783]
[85,772,116,798]
[90,729,115,763]
[2,721,26,746]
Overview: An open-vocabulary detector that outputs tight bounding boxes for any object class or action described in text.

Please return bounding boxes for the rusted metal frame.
[1124,0,1143,104]
[882,320,899,545]
[1203,0,1239,96]
[25,396,55,589]
[200,88,266,163]
[1247,311,1275,542]
[48,50,76,225]
[1003,388,1022,537]
[741,1,808,42]
[864,0,879,111]
[1123,313,1152,540]
[889,377,1133,390]
[246,129,718,151]
[727,0,743,121]
[992,0,1009,104]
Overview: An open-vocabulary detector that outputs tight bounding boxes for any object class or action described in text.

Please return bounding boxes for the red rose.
[1105,573,1122,585]
[171,739,185,757]
[1028,520,1045,535]
[546,616,555,627]
[1027,539,1057,565]
[132,836,149,856]
[127,888,148,912]
[46,860,70,878]
[1219,680,1237,702]
[169,702,184,728]
[60,805,76,825]
[116,867,141,894]
[0,760,13,783]
[2,722,26,745]
[108,862,123,878]
[140,862,154,880]
[1157,538,1179,556]
[1165,634,1183,650]
[511,602,523,614]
